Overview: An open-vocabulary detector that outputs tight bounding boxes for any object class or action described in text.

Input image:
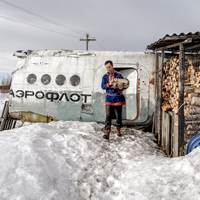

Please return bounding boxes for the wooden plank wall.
[161,111,179,157]
[172,114,179,157]
[161,111,170,155]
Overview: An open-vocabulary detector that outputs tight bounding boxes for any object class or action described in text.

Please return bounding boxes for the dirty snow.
[0,93,199,200]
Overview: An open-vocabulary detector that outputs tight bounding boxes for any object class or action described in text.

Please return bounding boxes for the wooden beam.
[178,44,185,156]
[156,38,192,51]
[155,51,159,140]
[163,35,200,41]
[162,111,171,155]
[0,101,9,131]
[184,43,200,51]
[163,36,187,41]
[173,114,179,157]
[158,50,164,145]
[185,120,200,124]
[174,43,200,52]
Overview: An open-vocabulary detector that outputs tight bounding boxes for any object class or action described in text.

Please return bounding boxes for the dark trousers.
[105,105,122,130]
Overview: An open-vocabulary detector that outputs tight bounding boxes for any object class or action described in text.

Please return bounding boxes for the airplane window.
[41,74,51,85]
[56,75,66,86]
[70,75,80,86]
[27,74,37,84]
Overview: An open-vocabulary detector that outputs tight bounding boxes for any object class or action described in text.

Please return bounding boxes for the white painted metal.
[10,50,156,124]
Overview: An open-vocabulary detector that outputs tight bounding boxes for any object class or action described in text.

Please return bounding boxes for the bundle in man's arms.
[112,78,129,89]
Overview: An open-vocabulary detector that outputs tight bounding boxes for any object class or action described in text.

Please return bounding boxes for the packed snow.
[0,93,199,200]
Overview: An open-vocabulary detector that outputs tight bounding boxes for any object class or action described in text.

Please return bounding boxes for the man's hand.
[109,79,114,87]
[118,82,123,90]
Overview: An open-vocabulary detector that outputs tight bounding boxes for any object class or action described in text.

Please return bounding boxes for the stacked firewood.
[162,56,200,117]
[162,56,180,114]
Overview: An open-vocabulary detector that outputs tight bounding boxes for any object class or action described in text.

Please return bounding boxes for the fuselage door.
[114,67,138,120]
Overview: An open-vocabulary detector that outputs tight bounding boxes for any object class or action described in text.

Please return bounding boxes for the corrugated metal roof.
[147,32,200,52]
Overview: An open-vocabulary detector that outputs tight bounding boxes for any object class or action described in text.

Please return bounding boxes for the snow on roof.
[13,49,96,58]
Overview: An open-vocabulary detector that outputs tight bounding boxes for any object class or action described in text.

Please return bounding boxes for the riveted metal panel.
[10,50,156,124]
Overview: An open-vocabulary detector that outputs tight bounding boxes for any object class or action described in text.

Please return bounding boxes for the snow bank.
[0,121,199,200]
[0,93,200,199]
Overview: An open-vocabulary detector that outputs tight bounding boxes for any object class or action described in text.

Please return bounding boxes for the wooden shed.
[147,32,200,157]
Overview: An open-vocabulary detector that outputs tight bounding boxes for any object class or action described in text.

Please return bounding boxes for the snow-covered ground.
[0,93,199,200]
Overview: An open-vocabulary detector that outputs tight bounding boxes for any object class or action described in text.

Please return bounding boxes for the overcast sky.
[0,0,199,78]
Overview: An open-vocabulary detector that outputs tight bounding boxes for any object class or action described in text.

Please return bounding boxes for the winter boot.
[116,128,122,137]
[103,130,110,140]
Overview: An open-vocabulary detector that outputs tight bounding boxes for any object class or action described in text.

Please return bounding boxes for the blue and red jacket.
[101,70,126,106]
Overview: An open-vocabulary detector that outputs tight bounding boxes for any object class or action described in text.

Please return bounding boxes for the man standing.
[101,60,126,140]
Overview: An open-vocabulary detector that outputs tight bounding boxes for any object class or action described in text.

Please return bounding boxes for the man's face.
[105,63,114,73]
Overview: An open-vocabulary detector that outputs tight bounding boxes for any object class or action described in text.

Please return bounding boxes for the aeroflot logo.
[9,90,91,103]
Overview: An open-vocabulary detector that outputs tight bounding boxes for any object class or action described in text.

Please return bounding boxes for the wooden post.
[178,44,185,156]
[154,50,159,139]
[158,50,164,145]
[80,34,96,50]
[162,111,170,155]
[172,113,179,157]
[86,34,89,51]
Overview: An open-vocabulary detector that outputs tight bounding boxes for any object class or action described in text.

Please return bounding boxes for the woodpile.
[162,55,200,136]
[162,56,200,116]
[162,56,181,114]
[159,51,200,155]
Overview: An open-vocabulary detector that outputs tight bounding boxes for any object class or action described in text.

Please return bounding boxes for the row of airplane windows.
[27,74,80,86]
